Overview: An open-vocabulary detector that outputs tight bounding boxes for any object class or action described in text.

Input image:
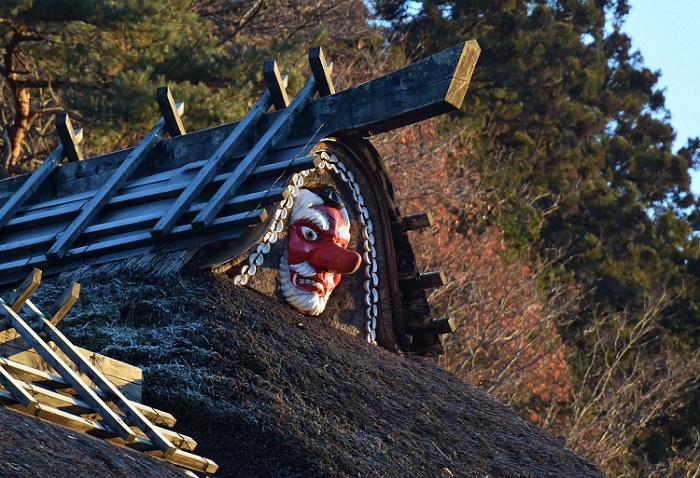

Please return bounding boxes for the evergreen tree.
[371,0,700,473]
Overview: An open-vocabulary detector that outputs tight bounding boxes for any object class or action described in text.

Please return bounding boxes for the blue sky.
[624,1,700,193]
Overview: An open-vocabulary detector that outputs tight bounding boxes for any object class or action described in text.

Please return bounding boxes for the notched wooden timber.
[290,39,481,137]
[395,211,434,232]
[405,317,454,335]
[156,86,186,137]
[55,113,84,162]
[309,46,335,97]
[263,60,290,110]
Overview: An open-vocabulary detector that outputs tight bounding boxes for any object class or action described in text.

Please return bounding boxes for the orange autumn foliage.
[373,121,572,424]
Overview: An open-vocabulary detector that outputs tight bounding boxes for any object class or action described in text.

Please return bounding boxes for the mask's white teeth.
[290,261,317,277]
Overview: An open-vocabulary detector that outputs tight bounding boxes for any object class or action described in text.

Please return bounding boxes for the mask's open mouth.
[291,271,331,296]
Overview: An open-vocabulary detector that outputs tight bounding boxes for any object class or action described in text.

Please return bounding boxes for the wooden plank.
[150,90,273,239]
[22,299,176,457]
[8,268,42,312]
[1,357,174,427]
[0,120,82,230]
[56,112,84,162]
[192,74,319,229]
[309,47,335,96]
[419,271,447,289]
[156,87,186,137]
[46,103,185,260]
[48,282,80,325]
[0,359,39,411]
[263,61,290,110]
[0,299,137,442]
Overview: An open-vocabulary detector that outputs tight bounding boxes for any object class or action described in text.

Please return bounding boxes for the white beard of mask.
[279,249,329,315]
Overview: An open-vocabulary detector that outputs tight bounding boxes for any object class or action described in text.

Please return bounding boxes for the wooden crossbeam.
[0,299,137,442]
[0,123,83,231]
[0,359,39,412]
[309,47,335,96]
[55,113,84,162]
[192,74,319,229]
[48,282,80,326]
[8,268,42,312]
[151,89,274,239]
[156,86,186,137]
[22,299,177,456]
[263,61,290,110]
[46,103,185,260]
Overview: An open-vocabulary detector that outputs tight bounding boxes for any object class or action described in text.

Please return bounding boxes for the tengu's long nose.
[309,243,362,274]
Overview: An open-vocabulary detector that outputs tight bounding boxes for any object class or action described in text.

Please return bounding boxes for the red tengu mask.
[280,188,361,315]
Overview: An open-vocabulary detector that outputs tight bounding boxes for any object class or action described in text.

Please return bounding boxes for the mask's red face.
[281,190,362,316]
[287,204,361,298]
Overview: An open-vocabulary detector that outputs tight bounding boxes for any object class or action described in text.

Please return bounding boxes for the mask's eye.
[301,225,318,241]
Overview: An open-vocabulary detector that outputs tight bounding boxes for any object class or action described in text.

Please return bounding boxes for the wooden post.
[419,271,447,289]
[0,120,82,231]
[156,87,186,137]
[46,103,185,260]
[397,211,434,231]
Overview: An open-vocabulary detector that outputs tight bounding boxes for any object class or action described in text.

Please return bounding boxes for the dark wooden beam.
[309,47,334,97]
[55,113,84,162]
[405,317,454,335]
[395,211,434,231]
[151,90,274,239]
[0,121,82,231]
[156,86,186,137]
[192,76,319,229]
[263,61,290,110]
[289,40,481,138]
[46,103,185,260]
